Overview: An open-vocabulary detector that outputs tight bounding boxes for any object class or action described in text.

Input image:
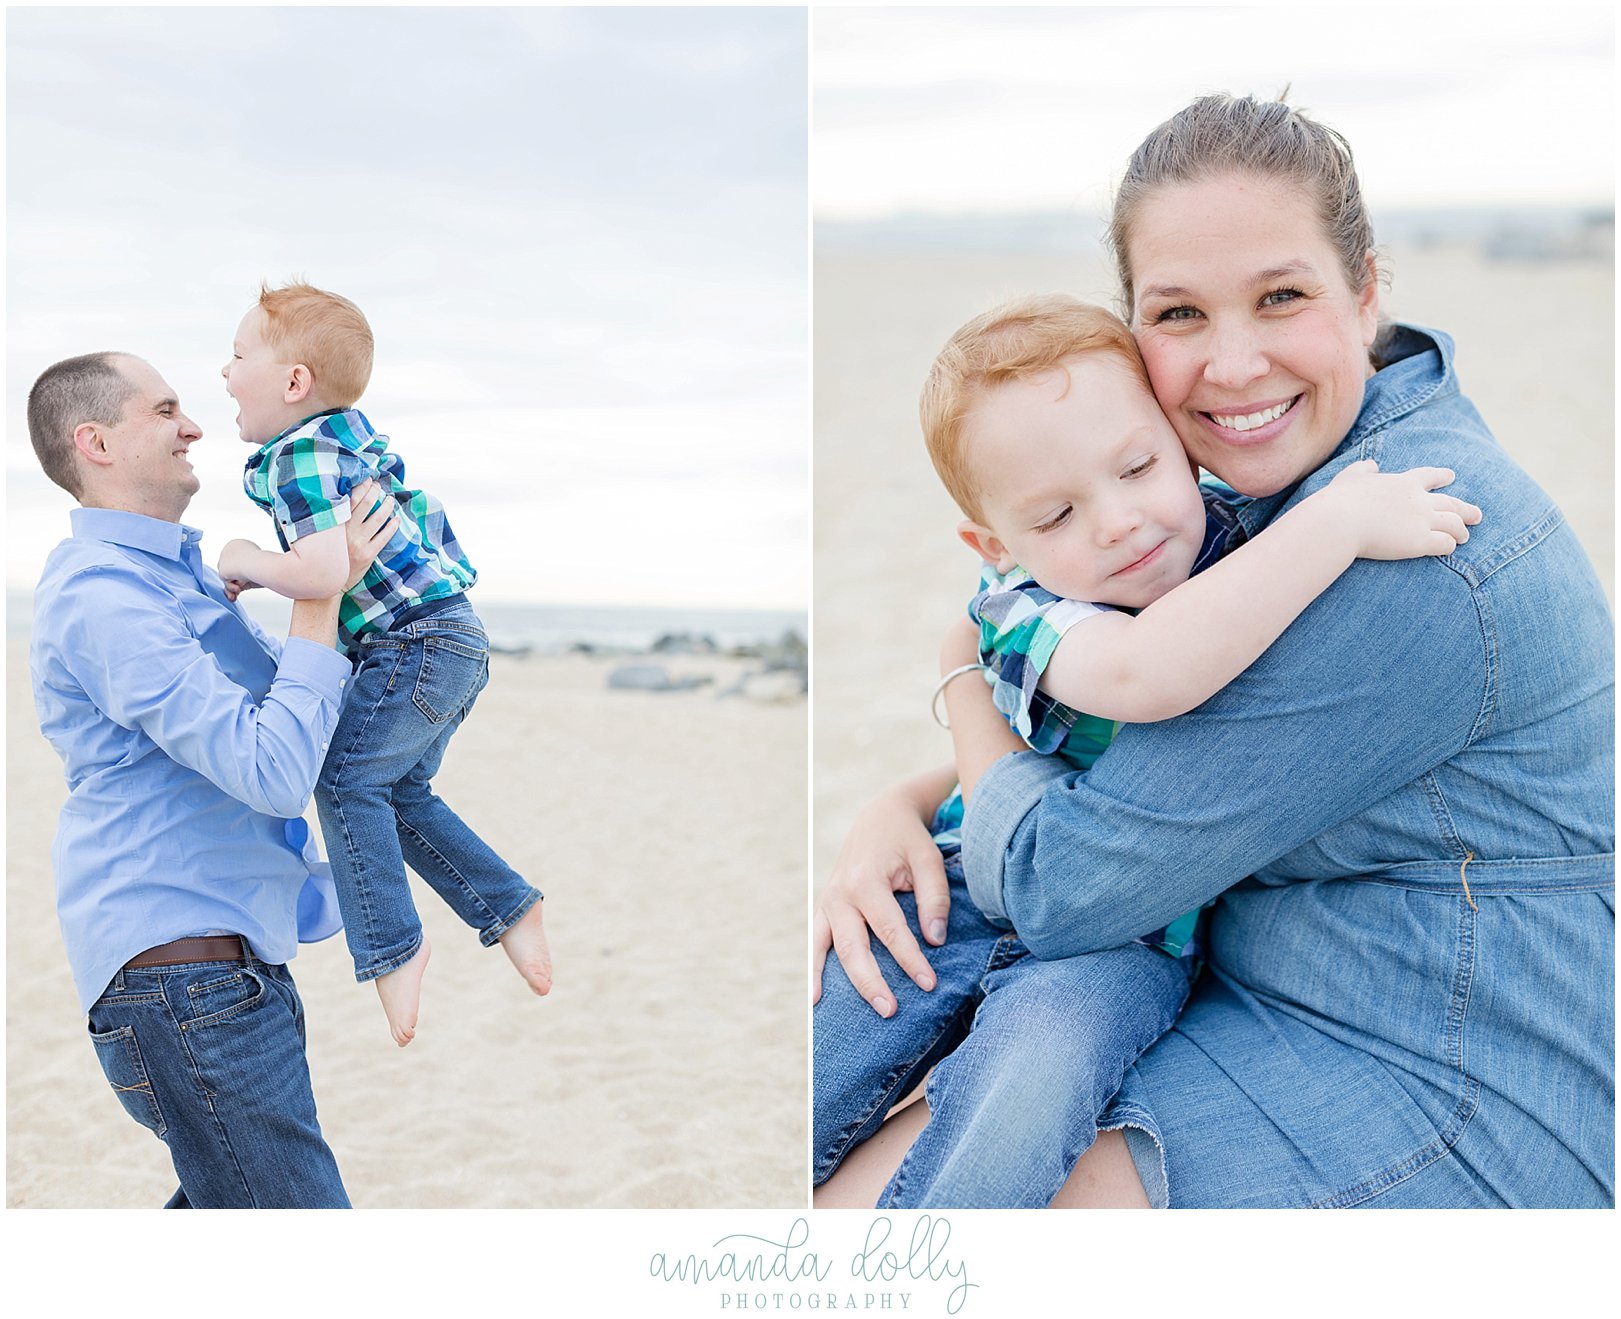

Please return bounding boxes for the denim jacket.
[961,324,1615,955]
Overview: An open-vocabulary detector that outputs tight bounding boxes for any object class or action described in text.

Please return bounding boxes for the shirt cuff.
[277,635,352,694]
[960,749,1074,924]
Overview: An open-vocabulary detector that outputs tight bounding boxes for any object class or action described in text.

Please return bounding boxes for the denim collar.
[69,506,204,561]
[1236,322,1456,538]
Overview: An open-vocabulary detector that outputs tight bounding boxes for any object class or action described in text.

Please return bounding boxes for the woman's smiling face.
[1127,171,1380,498]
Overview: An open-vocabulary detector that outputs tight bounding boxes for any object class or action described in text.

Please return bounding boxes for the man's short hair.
[919,294,1151,523]
[27,352,137,499]
[258,280,374,406]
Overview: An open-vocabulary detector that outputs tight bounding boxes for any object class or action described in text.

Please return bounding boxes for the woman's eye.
[1260,287,1304,308]
[1123,455,1158,479]
[1034,506,1072,534]
[1151,304,1199,324]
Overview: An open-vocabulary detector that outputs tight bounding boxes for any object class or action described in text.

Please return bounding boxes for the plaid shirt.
[931,482,1249,960]
[242,409,476,651]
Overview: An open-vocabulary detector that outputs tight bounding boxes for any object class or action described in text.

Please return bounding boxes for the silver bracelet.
[932,662,990,729]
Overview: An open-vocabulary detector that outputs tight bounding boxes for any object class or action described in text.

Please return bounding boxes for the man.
[27,351,390,1208]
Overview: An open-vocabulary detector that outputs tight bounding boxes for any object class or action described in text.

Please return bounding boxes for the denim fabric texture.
[317,600,540,981]
[961,325,1615,1207]
[86,955,348,1208]
[814,854,1192,1208]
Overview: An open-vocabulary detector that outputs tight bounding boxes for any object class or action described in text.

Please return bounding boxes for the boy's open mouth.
[1200,394,1301,433]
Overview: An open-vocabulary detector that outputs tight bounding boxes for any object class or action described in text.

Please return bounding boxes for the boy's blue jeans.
[813,852,1193,1208]
[316,600,541,982]
[87,955,349,1208]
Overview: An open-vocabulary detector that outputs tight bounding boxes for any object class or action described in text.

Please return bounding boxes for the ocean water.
[7,587,802,656]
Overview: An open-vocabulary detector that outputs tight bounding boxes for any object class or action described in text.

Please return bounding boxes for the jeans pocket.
[412,635,487,724]
[182,966,268,1029]
[88,1023,166,1137]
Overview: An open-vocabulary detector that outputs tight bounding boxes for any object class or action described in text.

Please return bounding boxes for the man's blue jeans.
[87,956,349,1208]
[316,600,540,982]
[814,853,1193,1208]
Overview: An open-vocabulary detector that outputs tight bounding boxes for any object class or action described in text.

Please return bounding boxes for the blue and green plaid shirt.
[242,408,476,652]
[932,483,1249,960]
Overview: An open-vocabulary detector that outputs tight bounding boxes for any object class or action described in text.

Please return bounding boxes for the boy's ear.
[284,364,314,405]
[957,519,1016,573]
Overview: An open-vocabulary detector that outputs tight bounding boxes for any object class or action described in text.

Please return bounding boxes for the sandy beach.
[7,643,806,1209]
[813,240,1614,880]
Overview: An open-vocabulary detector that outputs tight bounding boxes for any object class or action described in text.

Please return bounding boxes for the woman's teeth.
[1209,398,1296,431]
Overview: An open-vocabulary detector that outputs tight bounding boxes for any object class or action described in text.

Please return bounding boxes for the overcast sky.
[815,5,1615,219]
[8,6,808,610]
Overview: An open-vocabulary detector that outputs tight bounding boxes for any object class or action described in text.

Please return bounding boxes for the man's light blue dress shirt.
[31,508,350,1012]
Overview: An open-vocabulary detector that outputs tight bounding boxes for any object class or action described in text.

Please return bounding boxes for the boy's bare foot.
[499,901,553,996]
[374,940,431,1046]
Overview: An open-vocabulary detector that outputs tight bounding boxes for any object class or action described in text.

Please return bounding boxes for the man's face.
[92,356,203,520]
[222,306,296,445]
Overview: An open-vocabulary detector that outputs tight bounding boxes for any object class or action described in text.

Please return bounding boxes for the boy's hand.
[217,538,263,587]
[1318,459,1482,560]
[220,575,260,604]
[342,479,397,591]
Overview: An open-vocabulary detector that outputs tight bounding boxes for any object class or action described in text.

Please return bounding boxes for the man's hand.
[813,771,956,1018]
[342,479,397,591]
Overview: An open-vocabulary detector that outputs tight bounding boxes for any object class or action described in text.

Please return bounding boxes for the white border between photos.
[5,1,1614,1311]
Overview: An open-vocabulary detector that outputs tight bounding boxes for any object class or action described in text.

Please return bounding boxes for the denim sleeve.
[55,566,350,818]
[961,553,1488,958]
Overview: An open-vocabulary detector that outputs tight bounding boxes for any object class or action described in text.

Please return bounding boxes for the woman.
[814,95,1614,1208]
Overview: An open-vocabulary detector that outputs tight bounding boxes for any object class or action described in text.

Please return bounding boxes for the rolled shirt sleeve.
[971,567,1112,756]
[266,433,361,542]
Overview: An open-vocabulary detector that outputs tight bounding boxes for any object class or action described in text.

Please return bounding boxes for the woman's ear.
[1357,249,1380,346]
[957,519,1015,572]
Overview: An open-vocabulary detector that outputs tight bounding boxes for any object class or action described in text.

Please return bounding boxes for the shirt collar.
[249,407,371,460]
[69,506,203,562]
[1236,322,1456,537]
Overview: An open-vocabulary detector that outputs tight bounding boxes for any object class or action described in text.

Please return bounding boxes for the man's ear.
[285,365,315,405]
[71,421,114,468]
[957,519,1016,573]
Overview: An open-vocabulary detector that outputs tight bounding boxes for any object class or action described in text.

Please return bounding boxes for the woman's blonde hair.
[920,294,1149,522]
[258,280,374,406]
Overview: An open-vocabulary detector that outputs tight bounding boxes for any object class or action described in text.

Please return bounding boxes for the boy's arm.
[219,525,351,600]
[1038,461,1481,723]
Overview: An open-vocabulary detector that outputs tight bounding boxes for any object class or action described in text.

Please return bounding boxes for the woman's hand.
[813,767,958,1017]
[342,479,397,591]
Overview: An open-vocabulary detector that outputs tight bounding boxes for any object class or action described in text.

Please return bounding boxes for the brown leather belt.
[125,936,246,969]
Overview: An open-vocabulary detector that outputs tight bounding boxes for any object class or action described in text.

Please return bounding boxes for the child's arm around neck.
[1037,461,1481,724]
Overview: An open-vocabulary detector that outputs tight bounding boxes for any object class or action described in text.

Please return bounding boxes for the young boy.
[812,294,1480,1207]
[218,281,552,1046]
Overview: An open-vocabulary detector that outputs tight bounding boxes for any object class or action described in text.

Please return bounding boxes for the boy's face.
[221,307,297,445]
[958,352,1207,608]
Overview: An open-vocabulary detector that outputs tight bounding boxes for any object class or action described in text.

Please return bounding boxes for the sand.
[813,242,1614,881]
[6,644,807,1209]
